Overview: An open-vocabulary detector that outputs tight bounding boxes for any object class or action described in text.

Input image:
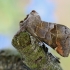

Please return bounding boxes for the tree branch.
[12,32,63,70]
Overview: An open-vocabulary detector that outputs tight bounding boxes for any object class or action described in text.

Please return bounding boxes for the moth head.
[29,10,41,20]
[27,10,41,25]
[30,10,38,15]
[19,10,41,28]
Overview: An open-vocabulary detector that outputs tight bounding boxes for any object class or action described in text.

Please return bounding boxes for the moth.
[15,10,70,57]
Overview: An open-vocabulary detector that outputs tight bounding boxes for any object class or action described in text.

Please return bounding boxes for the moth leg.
[41,43,48,53]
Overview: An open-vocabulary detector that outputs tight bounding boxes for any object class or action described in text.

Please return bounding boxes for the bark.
[12,32,63,70]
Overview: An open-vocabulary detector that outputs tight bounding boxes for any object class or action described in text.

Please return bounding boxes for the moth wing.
[35,26,47,38]
[55,24,70,57]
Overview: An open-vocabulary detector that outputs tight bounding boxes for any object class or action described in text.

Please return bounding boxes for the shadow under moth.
[15,10,70,57]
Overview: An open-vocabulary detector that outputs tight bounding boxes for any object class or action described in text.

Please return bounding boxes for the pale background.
[0,0,70,70]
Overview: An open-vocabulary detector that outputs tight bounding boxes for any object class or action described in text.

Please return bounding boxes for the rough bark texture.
[12,32,63,70]
[0,51,31,70]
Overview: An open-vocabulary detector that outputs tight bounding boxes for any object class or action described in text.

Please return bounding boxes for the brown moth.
[15,10,70,57]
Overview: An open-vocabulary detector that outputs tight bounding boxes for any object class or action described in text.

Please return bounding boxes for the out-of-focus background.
[0,0,70,70]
